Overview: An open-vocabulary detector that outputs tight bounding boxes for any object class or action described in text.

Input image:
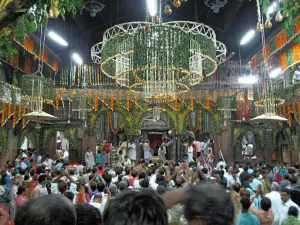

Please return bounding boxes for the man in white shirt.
[63,149,69,162]
[123,156,131,167]
[158,145,166,162]
[187,141,194,163]
[227,170,241,187]
[31,175,48,199]
[85,147,95,169]
[265,182,282,225]
[278,187,300,224]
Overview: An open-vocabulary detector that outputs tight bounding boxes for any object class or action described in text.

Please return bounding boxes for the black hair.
[184,183,234,225]
[132,171,138,178]
[232,183,240,193]
[140,179,149,189]
[64,192,75,202]
[17,186,26,195]
[290,177,298,185]
[92,168,98,174]
[158,167,165,175]
[103,189,167,225]
[90,182,97,192]
[38,175,46,184]
[118,174,123,181]
[89,174,94,181]
[29,170,35,177]
[58,182,68,194]
[281,188,291,195]
[97,182,105,193]
[138,172,146,180]
[125,168,131,175]
[288,206,299,217]
[240,196,251,211]
[15,194,76,225]
[103,173,112,184]
[261,197,271,212]
[69,170,75,176]
[76,204,102,225]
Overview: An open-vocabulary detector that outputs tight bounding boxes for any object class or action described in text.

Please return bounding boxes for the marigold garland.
[213,90,217,103]
[292,44,300,63]
[244,89,249,106]
[181,92,186,104]
[280,52,288,69]
[189,91,194,110]
[55,89,60,109]
[110,91,114,110]
[174,93,179,111]
[134,93,139,105]
[94,91,99,110]
[12,104,16,128]
[108,112,120,135]
[117,91,122,103]
[206,90,210,109]
[71,90,76,102]
[22,107,26,128]
[196,91,201,104]
[126,91,130,110]
[275,31,287,49]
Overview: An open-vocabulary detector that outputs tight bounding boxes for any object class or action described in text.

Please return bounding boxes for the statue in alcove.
[241,133,256,160]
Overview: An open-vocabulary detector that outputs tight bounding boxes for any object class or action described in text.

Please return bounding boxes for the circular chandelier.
[92,21,226,102]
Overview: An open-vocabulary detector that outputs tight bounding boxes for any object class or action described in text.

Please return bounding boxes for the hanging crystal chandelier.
[91,2,226,102]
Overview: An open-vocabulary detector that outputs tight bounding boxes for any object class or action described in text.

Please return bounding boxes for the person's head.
[75,204,102,225]
[93,193,102,203]
[103,189,167,225]
[132,171,138,178]
[261,197,271,212]
[140,179,149,189]
[64,192,75,202]
[17,186,26,196]
[232,183,240,193]
[290,177,298,186]
[281,188,291,203]
[227,166,233,173]
[271,182,280,192]
[240,196,251,212]
[157,185,166,195]
[103,173,112,184]
[97,182,105,193]
[138,172,146,180]
[58,182,68,194]
[109,184,118,197]
[119,181,128,191]
[184,183,234,225]
[248,174,254,182]
[15,194,76,225]
[288,206,299,218]
[243,165,248,172]
[87,147,91,152]
[38,174,47,185]
[125,168,131,175]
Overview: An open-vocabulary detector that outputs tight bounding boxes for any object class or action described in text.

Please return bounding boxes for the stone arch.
[18,128,38,149]
[233,128,264,147]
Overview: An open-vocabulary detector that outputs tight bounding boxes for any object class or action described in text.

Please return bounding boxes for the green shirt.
[282,216,300,225]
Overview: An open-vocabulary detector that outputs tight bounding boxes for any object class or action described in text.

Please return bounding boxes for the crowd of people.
[0,144,300,225]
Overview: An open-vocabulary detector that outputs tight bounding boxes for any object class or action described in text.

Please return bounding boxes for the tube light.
[72,53,83,64]
[267,2,277,15]
[147,0,158,17]
[238,75,258,84]
[48,31,68,46]
[269,68,282,78]
[240,29,255,45]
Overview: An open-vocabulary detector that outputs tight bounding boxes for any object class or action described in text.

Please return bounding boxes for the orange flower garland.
[205,90,210,109]
[263,45,270,60]
[110,91,114,110]
[126,91,130,110]
[117,91,122,103]
[12,104,16,127]
[174,93,179,111]
[275,31,287,49]
[213,90,217,103]
[182,92,186,103]
[22,107,26,128]
[244,89,249,106]
[94,91,99,110]
[189,91,194,110]
[55,89,59,109]
[134,93,139,105]
[197,91,202,104]
[280,52,288,70]
[71,90,76,102]
[292,44,300,63]
[288,104,292,125]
